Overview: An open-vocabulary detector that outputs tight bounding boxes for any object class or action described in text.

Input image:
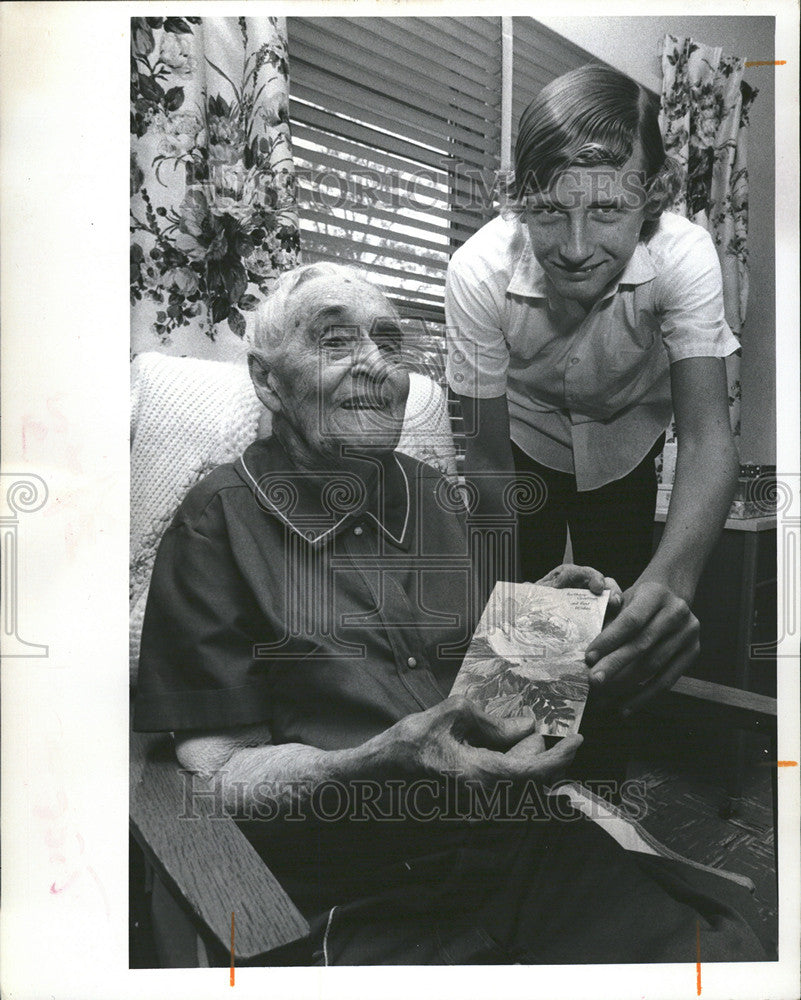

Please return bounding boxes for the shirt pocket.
[612,305,660,357]
[505,300,551,364]
[599,310,663,397]
[572,343,661,421]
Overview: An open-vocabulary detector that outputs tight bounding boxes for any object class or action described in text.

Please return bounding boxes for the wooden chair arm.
[656,676,777,731]
[130,728,309,962]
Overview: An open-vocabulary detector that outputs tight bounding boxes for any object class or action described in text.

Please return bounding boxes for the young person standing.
[446,65,739,720]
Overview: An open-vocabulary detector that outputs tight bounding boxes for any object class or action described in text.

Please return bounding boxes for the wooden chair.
[129,352,459,965]
[130,352,776,967]
[131,727,311,965]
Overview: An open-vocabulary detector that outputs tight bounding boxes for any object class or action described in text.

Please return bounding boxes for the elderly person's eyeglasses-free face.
[252,274,410,465]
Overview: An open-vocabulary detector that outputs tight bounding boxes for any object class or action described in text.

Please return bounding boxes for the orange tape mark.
[230,911,235,986]
[696,919,702,995]
[777,760,798,766]
[745,60,786,66]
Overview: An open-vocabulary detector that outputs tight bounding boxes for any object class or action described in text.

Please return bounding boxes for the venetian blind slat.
[288,16,503,319]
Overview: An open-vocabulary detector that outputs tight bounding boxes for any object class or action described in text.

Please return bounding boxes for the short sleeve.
[133,498,275,733]
[445,248,510,399]
[656,224,741,363]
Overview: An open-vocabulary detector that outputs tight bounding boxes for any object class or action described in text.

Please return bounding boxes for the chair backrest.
[130,352,457,683]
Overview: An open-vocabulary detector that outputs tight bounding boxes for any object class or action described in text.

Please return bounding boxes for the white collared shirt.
[445,212,739,490]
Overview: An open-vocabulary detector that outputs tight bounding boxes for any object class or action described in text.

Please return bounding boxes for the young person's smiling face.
[524,150,651,310]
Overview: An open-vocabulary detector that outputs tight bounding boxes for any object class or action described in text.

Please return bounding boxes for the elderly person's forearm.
[175,728,387,822]
[174,697,581,824]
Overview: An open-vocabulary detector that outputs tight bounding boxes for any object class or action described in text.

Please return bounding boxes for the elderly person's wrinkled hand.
[371,695,582,789]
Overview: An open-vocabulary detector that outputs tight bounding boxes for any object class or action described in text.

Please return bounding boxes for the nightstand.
[652,514,777,815]
[653,514,777,696]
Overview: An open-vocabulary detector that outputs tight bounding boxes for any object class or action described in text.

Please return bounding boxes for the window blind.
[287,16,503,321]
[286,16,600,472]
[512,19,610,150]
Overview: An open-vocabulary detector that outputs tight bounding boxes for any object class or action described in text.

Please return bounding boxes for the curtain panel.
[130,16,299,359]
[659,34,758,439]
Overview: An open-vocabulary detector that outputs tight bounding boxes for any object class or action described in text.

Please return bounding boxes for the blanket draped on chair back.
[130,353,263,682]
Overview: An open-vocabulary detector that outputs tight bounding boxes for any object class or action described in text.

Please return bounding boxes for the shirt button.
[570,357,580,365]
[407,656,418,669]
[353,526,363,536]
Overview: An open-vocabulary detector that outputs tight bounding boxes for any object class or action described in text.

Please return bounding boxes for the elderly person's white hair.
[252,261,396,360]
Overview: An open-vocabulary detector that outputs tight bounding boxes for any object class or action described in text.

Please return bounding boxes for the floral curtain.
[659,34,758,440]
[130,16,300,360]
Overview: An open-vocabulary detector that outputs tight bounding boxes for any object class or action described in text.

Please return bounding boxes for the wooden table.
[653,514,777,698]
[653,514,778,815]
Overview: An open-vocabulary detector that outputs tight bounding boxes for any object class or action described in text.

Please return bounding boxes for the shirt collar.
[236,437,412,549]
[506,236,549,298]
[506,229,657,301]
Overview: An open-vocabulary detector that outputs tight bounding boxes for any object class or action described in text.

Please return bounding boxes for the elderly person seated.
[134,262,766,966]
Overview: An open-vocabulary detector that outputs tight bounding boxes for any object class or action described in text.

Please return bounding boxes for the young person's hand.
[536,563,623,613]
[584,580,699,715]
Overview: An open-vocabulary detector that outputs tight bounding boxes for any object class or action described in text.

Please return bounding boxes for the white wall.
[536,15,776,463]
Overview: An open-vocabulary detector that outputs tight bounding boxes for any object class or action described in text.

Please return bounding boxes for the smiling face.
[251,273,410,465]
[524,151,651,310]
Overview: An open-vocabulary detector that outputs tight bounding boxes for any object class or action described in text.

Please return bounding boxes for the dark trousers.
[296,812,769,965]
[511,435,665,789]
[511,434,665,591]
